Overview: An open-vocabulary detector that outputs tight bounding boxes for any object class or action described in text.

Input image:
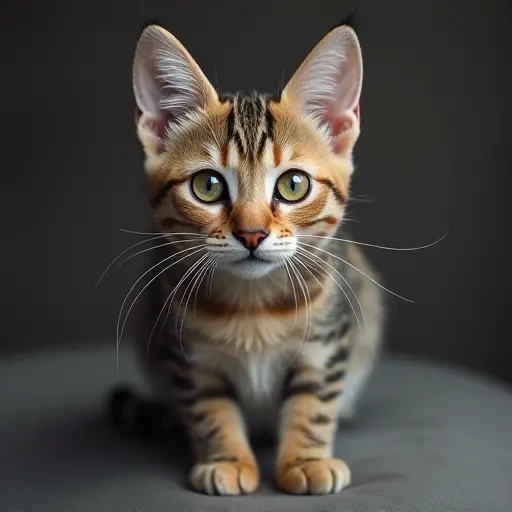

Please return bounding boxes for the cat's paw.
[277,458,351,495]
[190,461,260,496]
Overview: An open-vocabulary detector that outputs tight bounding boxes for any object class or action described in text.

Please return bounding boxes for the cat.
[109,18,385,496]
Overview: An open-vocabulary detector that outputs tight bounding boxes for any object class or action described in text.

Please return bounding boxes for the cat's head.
[133,23,363,279]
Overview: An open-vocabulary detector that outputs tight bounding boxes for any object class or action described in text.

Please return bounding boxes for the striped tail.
[106,385,178,439]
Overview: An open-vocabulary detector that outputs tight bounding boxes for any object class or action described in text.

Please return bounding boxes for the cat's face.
[133,25,363,279]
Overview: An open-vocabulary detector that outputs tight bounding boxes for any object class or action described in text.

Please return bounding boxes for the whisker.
[292,254,329,297]
[147,253,210,356]
[119,228,206,237]
[294,256,324,284]
[347,194,374,204]
[176,257,213,355]
[96,232,205,288]
[115,245,206,368]
[194,257,216,316]
[189,257,214,320]
[281,256,299,330]
[339,217,359,225]
[296,247,365,332]
[296,231,448,252]
[293,260,313,345]
[95,233,170,288]
[162,256,211,329]
[282,258,312,372]
[208,256,222,298]
[114,238,204,274]
[206,256,218,297]
[203,255,219,301]
[297,242,413,303]
[174,257,209,337]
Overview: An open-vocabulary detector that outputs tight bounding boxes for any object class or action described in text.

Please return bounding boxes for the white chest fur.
[193,346,291,433]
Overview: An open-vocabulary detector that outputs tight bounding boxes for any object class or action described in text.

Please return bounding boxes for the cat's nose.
[233,229,269,250]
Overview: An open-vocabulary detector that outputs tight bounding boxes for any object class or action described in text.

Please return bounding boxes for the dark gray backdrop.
[2,1,511,383]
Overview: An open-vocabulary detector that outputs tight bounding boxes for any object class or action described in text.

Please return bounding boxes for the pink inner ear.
[139,113,169,154]
[327,115,349,137]
[325,106,360,155]
[146,116,167,140]
[325,110,356,138]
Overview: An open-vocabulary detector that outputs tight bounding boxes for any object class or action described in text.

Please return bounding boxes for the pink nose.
[233,229,269,250]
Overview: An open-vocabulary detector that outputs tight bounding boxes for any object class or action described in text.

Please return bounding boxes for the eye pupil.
[291,175,301,190]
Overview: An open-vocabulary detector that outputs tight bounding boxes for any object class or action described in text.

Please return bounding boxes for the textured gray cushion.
[2,345,511,512]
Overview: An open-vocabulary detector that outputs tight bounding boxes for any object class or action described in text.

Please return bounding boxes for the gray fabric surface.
[1,346,511,512]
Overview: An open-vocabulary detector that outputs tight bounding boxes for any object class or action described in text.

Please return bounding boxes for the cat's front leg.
[276,341,351,495]
[168,350,259,496]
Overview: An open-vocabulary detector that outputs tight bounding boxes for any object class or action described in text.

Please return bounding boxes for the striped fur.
[112,21,386,496]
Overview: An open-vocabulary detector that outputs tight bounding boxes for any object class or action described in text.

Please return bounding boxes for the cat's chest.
[193,346,291,433]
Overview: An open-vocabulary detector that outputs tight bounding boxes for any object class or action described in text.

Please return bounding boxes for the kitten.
[110,20,385,496]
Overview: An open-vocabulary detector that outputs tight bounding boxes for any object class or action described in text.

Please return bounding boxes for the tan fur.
[130,23,383,497]
[189,274,333,354]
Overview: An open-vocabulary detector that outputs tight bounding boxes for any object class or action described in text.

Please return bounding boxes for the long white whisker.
[281,257,299,329]
[193,257,215,316]
[119,228,206,237]
[296,247,365,332]
[174,258,207,337]
[297,242,413,303]
[96,232,205,288]
[119,229,165,236]
[116,245,206,368]
[282,258,311,372]
[158,256,209,338]
[177,257,213,355]
[296,231,448,252]
[114,238,204,274]
[292,254,328,295]
[194,257,216,315]
[294,260,312,348]
[206,256,219,298]
[96,233,170,288]
[147,253,210,355]
[204,255,218,296]
[208,256,222,298]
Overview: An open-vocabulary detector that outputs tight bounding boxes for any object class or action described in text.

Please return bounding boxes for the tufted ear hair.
[282,25,363,155]
[133,25,218,158]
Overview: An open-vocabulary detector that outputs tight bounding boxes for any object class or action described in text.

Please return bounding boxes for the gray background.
[1,0,511,382]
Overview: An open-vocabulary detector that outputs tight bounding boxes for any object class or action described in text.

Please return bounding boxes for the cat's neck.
[195,263,329,315]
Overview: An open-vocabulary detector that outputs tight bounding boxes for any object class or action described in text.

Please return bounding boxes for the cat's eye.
[274,171,311,203]
[190,171,226,203]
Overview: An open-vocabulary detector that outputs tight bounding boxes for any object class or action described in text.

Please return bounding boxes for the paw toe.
[190,461,259,496]
[277,458,350,495]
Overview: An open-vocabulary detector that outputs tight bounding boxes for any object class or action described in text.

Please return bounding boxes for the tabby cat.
[110,19,385,496]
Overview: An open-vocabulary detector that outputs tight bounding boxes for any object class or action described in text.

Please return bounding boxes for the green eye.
[191,171,226,203]
[275,171,311,203]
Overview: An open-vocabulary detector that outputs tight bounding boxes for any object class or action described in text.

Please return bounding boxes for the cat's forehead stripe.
[222,92,277,163]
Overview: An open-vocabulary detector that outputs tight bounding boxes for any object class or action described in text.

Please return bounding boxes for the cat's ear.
[281,25,363,154]
[133,25,218,158]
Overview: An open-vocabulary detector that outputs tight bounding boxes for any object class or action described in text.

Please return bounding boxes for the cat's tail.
[106,385,178,439]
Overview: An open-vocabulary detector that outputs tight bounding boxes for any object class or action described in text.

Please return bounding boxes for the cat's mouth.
[234,254,272,265]
[222,251,283,279]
